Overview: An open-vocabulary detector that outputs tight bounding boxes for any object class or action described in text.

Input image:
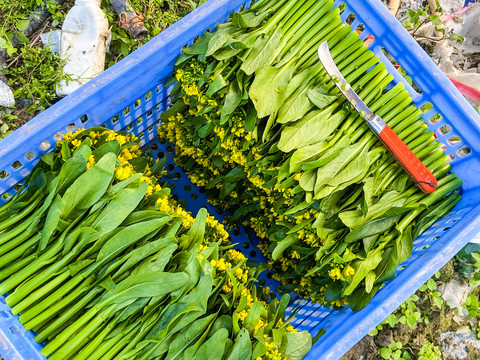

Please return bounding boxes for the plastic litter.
[440,332,480,359]
[438,279,473,312]
[433,4,480,74]
[40,30,61,54]
[438,0,466,13]
[56,0,111,97]
[0,80,14,108]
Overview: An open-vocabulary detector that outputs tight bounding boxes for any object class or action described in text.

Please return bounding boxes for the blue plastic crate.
[0,0,480,359]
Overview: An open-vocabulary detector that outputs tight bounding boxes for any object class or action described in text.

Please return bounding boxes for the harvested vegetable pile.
[0,127,311,359]
[159,0,463,311]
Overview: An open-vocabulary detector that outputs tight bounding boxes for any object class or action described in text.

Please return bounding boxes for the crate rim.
[0,0,480,359]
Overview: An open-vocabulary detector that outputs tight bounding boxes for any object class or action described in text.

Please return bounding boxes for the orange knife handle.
[368,116,438,193]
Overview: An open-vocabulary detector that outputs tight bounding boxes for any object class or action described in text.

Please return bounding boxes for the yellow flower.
[237,310,248,322]
[140,176,152,184]
[71,139,81,148]
[235,268,243,280]
[175,70,184,81]
[228,249,246,262]
[344,265,355,277]
[294,173,301,181]
[286,323,297,333]
[146,185,154,196]
[115,165,133,180]
[254,318,265,334]
[86,155,95,169]
[328,268,342,281]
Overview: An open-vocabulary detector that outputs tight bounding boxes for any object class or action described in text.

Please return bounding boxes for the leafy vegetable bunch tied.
[0,127,312,360]
[158,0,463,310]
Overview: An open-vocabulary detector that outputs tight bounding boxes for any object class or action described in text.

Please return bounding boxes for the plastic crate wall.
[1,0,480,359]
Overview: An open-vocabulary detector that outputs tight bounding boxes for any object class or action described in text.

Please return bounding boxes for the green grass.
[0,0,203,132]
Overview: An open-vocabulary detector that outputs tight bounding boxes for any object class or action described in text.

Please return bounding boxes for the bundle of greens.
[159,0,463,310]
[0,128,311,360]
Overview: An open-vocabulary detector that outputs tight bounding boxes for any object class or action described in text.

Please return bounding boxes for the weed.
[370,274,444,337]
[4,45,70,113]
[102,0,205,67]
[417,340,442,360]
[0,112,17,139]
[402,0,464,44]
[379,341,411,360]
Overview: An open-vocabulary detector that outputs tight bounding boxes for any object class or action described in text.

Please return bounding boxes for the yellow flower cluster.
[86,155,95,169]
[222,278,233,293]
[58,128,85,144]
[237,309,248,322]
[328,265,355,281]
[265,341,287,360]
[210,258,232,272]
[71,139,82,148]
[228,249,246,262]
[206,215,229,240]
[116,165,134,180]
[328,268,342,281]
[240,288,254,307]
[234,267,248,283]
[345,265,356,277]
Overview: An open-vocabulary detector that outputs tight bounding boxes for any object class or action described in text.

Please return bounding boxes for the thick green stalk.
[0,215,35,246]
[416,141,442,161]
[262,0,303,34]
[88,330,126,360]
[400,176,462,229]
[392,110,425,133]
[22,277,94,328]
[298,23,351,71]
[282,0,320,36]
[48,305,117,359]
[404,173,459,206]
[433,163,452,179]
[0,254,35,282]
[34,287,103,342]
[41,304,116,357]
[427,155,451,173]
[5,245,75,306]
[73,321,116,360]
[12,270,71,315]
[388,106,420,129]
[0,212,85,296]
[0,193,43,232]
[249,0,283,12]
[0,233,40,266]
[416,193,462,237]
[282,1,336,57]
[0,241,60,295]
[383,98,413,123]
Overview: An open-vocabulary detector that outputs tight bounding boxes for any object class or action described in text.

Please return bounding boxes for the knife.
[317,41,437,193]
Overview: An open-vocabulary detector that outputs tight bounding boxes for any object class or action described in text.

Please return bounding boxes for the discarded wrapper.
[0,80,14,108]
